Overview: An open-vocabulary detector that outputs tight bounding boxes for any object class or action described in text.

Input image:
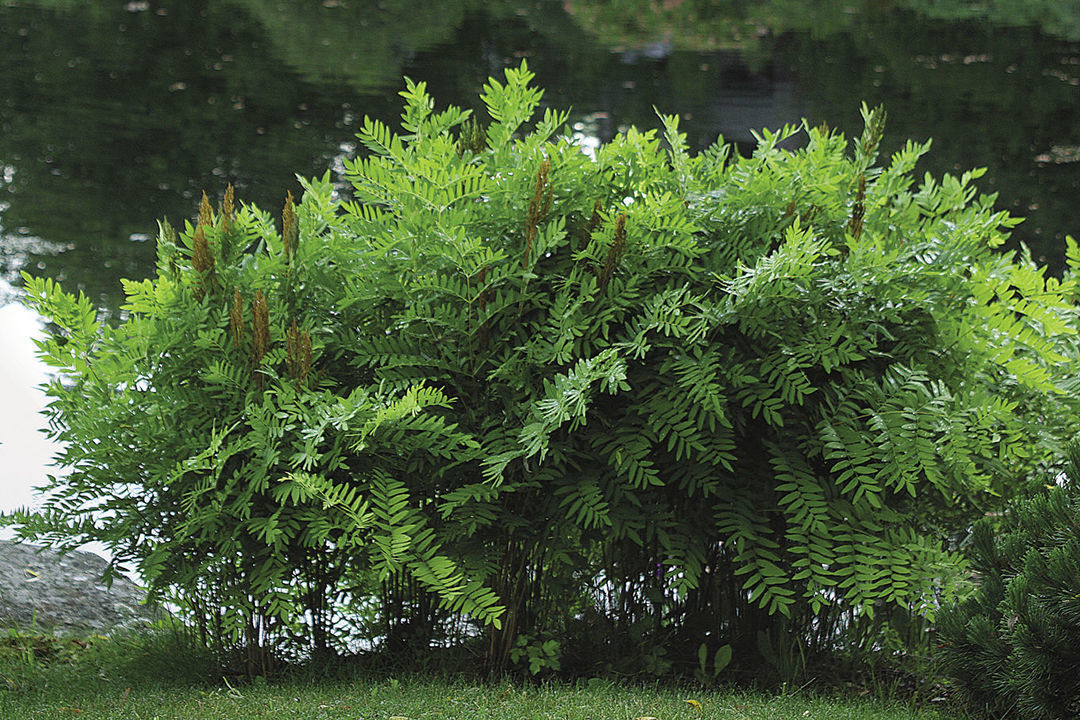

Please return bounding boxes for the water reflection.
[0,290,57,515]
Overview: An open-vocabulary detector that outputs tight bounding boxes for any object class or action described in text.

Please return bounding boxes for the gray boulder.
[0,541,161,635]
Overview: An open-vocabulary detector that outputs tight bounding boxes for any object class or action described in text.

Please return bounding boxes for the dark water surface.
[1,0,1079,498]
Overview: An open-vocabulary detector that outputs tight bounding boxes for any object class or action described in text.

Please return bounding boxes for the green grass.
[0,626,971,720]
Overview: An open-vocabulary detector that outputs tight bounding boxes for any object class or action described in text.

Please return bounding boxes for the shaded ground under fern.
[0,625,971,720]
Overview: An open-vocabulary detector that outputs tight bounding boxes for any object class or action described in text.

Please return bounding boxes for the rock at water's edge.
[0,541,161,635]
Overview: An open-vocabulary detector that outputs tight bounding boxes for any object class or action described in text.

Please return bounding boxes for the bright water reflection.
[0,289,56,517]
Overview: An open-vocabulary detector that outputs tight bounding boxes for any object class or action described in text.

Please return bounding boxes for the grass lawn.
[0,626,971,720]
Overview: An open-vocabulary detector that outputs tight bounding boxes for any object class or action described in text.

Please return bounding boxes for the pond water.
[2,0,1079,520]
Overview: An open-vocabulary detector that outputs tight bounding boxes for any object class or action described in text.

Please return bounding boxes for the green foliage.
[695,642,732,683]
[937,447,1080,719]
[8,62,1079,679]
[509,634,562,676]
[11,179,505,671]
[0,622,215,697]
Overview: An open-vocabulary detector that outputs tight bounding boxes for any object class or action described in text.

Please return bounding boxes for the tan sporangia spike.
[523,158,551,269]
[286,318,312,387]
[599,213,627,289]
[190,224,215,300]
[198,190,213,229]
[283,191,298,263]
[222,184,235,234]
[847,174,866,240]
[251,289,270,384]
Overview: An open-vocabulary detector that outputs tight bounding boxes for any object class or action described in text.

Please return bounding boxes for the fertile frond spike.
[230,288,245,349]
[251,289,269,375]
[523,158,551,269]
[190,224,215,299]
[222,184,235,225]
[456,115,488,157]
[599,213,627,289]
[286,318,312,387]
[190,225,212,272]
[282,190,298,263]
[198,190,213,228]
[847,174,867,240]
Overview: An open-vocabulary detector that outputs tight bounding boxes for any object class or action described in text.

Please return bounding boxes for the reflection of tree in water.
[899,0,1080,41]
[228,0,469,89]
[564,0,1080,46]
[562,0,769,54]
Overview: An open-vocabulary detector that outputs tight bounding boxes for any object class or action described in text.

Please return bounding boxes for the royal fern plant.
[9,62,1079,676]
